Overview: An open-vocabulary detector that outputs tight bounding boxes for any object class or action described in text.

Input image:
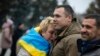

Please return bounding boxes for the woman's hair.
[39,16,54,33]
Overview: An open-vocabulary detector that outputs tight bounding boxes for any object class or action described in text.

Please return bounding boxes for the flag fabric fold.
[17,27,51,56]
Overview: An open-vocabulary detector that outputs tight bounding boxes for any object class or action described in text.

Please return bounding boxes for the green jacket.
[51,21,82,56]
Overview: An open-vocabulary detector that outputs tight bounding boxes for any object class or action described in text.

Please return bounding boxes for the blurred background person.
[10,21,26,56]
[0,18,14,56]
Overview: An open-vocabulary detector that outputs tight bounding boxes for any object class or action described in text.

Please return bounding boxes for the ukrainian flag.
[17,27,51,56]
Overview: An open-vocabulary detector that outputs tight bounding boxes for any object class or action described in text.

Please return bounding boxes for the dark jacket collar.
[77,39,100,54]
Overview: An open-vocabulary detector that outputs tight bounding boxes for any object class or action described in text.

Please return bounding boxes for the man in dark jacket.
[51,5,82,56]
[10,22,26,56]
[77,14,100,56]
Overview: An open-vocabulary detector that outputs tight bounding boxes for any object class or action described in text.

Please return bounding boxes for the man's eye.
[54,14,61,17]
[86,25,92,29]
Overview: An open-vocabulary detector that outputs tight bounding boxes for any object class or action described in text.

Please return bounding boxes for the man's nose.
[81,27,87,33]
[53,17,57,23]
[53,19,56,22]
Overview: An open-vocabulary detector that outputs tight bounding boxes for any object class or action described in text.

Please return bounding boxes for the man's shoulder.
[65,34,81,39]
[61,34,82,43]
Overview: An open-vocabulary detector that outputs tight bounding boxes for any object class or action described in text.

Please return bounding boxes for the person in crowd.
[0,18,14,56]
[77,14,100,56]
[51,5,82,56]
[17,16,56,56]
[10,21,26,56]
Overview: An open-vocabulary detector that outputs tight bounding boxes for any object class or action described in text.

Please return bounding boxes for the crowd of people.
[0,17,26,56]
[0,4,100,56]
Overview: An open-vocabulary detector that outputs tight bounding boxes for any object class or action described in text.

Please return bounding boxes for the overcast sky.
[68,0,94,14]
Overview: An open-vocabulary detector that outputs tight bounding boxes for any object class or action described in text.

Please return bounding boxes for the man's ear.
[67,15,72,22]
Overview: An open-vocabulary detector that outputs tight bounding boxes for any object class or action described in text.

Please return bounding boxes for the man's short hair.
[84,14,100,28]
[55,5,74,18]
